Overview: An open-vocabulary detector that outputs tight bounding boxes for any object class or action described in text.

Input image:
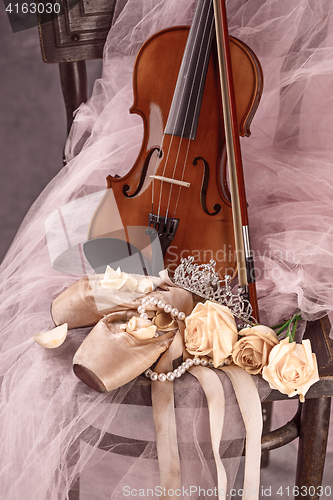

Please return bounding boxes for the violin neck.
[164,0,214,140]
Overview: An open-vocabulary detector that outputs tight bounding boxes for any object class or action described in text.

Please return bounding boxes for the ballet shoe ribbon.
[189,365,227,499]
[222,365,262,500]
[151,330,183,500]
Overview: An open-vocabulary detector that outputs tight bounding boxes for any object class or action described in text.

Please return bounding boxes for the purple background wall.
[0,8,101,263]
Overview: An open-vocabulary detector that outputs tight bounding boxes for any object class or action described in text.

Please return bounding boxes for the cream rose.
[99,266,138,292]
[232,325,279,375]
[120,316,157,340]
[184,301,238,367]
[262,338,319,402]
[135,277,154,294]
[99,266,154,294]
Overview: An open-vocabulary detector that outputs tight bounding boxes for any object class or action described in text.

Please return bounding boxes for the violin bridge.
[149,175,190,188]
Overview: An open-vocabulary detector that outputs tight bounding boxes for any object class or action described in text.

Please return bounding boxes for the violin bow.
[212,0,260,321]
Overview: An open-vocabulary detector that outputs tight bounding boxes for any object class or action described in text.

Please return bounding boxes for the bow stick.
[213,0,260,321]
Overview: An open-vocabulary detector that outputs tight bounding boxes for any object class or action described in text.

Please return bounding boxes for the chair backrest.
[37,0,120,139]
[38,0,118,63]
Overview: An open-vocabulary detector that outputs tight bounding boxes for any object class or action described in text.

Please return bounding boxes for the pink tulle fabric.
[1,0,333,498]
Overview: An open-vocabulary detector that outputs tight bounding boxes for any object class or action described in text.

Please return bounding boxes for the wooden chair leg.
[68,479,80,500]
[295,397,331,500]
[59,60,88,165]
[68,430,81,500]
[261,401,273,468]
[59,60,88,136]
[260,401,273,469]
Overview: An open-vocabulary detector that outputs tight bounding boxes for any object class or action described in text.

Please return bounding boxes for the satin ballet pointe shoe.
[73,310,175,392]
[51,274,152,330]
[51,271,161,330]
[51,276,107,330]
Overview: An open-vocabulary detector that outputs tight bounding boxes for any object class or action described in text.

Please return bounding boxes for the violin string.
[157,0,214,221]
[152,18,206,220]
[165,1,214,218]
[171,11,215,217]
[154,0,211,221]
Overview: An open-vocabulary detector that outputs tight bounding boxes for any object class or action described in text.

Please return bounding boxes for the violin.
[86,0,263,289]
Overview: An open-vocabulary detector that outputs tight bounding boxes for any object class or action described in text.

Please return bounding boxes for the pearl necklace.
[137,296,186,322]
[137,296,230,382]
[145,357,231,382]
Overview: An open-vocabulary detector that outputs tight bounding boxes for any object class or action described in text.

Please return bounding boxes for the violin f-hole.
[193,156,222,216]
[122,147,162,198]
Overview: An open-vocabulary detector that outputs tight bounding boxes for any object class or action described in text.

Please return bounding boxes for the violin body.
[88,25,262,277]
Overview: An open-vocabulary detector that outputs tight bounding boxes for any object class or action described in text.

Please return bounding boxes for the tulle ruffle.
[1,0,333,497]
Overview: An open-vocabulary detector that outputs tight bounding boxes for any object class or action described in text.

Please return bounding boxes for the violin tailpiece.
[148,213,180,257]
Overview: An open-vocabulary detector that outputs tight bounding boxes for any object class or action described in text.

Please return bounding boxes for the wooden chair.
[38,2,333,499]
[38,0,117,143]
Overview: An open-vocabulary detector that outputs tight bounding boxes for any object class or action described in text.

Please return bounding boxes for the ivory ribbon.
[189,365,227,500]
[151,331,183,500]
[222,365,262,500]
